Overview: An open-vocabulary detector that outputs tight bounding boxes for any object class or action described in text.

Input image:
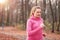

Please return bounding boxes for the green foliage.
[44,20,52,31]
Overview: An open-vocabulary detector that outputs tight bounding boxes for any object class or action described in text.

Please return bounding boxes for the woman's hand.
[40,23,45,27]
[42,33,46,37]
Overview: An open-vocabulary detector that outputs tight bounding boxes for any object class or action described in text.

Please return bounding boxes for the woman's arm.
[27,20,43,35]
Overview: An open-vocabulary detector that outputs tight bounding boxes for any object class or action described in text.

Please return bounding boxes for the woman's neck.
[31,16,41,20]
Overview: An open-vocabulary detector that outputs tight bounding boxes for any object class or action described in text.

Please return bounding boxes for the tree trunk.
[43,0,46,20]
[49,0,54,33]
[57,1,60,31]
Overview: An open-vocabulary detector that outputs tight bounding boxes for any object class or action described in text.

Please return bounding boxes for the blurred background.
[0,0,60,33]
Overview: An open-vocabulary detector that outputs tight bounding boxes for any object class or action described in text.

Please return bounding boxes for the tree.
[42,0,46,20]
[57,0,60,31]
[49,0,54,32]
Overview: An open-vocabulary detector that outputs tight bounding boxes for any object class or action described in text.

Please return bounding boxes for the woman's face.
[34,9,41,18]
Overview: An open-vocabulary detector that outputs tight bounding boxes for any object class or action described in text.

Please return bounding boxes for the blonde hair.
[30,6,41,17]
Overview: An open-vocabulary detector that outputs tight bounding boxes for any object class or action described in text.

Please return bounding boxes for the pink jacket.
[26,16,44,40]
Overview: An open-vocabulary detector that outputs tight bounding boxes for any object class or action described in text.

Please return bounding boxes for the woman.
[26,6,45,40]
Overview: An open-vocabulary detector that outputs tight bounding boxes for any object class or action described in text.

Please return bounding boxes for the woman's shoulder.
[41,18,44,21]
[27,18,33,23]
[41,18,44,22]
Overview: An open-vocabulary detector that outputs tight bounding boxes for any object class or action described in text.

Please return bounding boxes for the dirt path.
[0,27,60,40]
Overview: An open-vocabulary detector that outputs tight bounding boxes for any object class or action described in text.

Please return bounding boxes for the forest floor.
[0,26,60,40]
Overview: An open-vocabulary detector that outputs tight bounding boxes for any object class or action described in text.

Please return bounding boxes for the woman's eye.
[37,11,41,13]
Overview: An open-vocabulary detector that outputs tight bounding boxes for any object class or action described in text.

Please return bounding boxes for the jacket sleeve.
[26,19,42,36]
